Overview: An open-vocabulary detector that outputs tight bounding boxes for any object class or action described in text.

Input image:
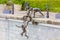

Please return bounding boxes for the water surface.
[0,18,60,40]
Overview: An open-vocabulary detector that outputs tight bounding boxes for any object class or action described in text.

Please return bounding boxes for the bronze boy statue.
[16,21,29,39]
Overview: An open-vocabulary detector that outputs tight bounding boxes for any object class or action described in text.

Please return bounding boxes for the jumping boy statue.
[16,21,29,39]
[16,12,32,39]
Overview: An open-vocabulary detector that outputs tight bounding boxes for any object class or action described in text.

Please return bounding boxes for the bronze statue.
[30,8,44,18]
[21,25,29,39]
[16,21,29,39]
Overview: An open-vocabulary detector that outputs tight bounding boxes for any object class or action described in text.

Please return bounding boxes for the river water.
[0,18,60,40]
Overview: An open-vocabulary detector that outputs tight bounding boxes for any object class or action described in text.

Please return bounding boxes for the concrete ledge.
[33,18,60,25]
[0,14,24,20]
[0,14,60,26]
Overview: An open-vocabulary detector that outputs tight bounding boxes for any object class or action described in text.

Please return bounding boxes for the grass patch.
[0,0,60,13]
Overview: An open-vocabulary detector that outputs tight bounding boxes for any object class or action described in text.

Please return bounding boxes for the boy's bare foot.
[21,33,23,36]
[25,35,29,39]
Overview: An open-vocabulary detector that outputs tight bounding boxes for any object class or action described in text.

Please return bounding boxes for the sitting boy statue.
[3,1,13,14]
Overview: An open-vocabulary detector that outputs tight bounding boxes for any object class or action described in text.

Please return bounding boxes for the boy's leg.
[21,32,24,36]
[21,29,26,36]
[25,32,29,39]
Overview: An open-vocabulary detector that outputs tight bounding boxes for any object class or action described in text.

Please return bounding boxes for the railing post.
[12,4,14,14]
[46,5,49,18]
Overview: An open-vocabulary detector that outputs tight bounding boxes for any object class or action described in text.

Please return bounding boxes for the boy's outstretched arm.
[16,25,21,28]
